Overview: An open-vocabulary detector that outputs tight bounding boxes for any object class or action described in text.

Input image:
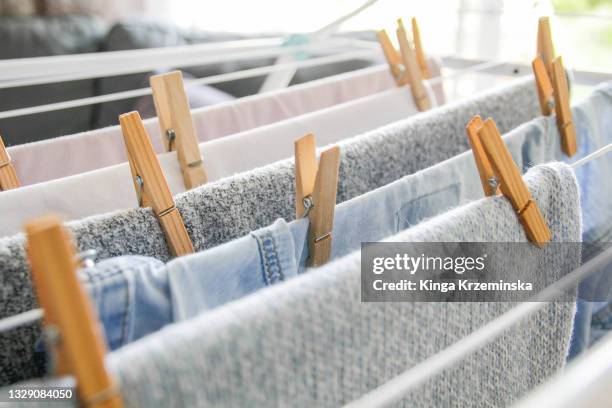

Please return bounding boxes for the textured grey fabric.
[104,163,581,407]
[0,77,539,384]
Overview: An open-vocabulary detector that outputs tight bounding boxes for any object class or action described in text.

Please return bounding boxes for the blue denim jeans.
[84,82,612,351]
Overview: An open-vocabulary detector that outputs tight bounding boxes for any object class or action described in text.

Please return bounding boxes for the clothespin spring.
[135,173,181,219]
[167,128,204,169]
[300,196,314,218]
[299,195,332,244]
[75,249,97,269]
[135,175,145,207]
[166,129,176,151]
[487,177,499,191]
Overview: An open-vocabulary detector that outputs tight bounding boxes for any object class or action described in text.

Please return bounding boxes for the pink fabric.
[8,60,443,186]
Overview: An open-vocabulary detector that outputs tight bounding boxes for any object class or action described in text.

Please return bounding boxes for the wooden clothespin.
[396,18,432,111]
[411,17,432,80]
[551,56,577,156]
[150,70,207,190]
[119,111,194,257]
[466,116,551,247]
[376,29,405,85]
[295,134,340,267]
[466,116,499,197]
[0,135,20,191]
[376,18,432,111]
[537,17,555,76]
[532,56,576,156]
[26,215,124,408]
[532,56,555,117]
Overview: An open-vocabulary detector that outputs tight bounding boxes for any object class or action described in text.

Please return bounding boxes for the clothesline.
[0,37,283,82]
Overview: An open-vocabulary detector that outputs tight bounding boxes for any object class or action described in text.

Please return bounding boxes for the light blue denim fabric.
[84,82,612,351]
[563,83,612,358]
[80,256,171,350]
[168,219,299,319]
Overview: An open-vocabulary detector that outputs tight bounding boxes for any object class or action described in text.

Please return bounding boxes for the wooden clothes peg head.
[551,56,577,156]
[0,135,21,191]
[396,18,432,111]
[537,17,555,76]
[411,17,431,80]
[377,18,432,89]
[376,29,405,85]
[295,134,340,267]
[119,111,194,257]
[150,70,208,190]
[466,116,551,247]
[25,215,124,408]
[532,55,577,157]
[466,116,499,197]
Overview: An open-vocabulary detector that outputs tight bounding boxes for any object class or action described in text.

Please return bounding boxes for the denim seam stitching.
[253,231,285,285]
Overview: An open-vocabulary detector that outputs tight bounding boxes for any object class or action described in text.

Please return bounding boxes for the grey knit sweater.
[104,163,581,407]
[0,78,539,384]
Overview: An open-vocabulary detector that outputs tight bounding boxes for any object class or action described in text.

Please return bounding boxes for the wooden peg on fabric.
[475,118,552,247]
[466,116,499,197]
[0,135,20,191]
[531,55,576,156]
[150,70,207,190]
[295,134,340,267]
[532,56,555,116]
[25,215,124,408]
[551,56,577,156]
[537,17,555,75]
[411,17,431,79]
[376,29,405,85]
[119,111,194,257]
[396,18,432,111]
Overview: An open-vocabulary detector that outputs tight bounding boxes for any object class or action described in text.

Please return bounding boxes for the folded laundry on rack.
[100,163,581,407]
[7,61,442,187]
[0,162,582,407]
[0,84,423,237]
[71,82,612,354]
[0,75,539,385]
[78,102,582,349]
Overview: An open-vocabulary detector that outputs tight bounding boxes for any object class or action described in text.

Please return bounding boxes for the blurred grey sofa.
[0,15,376,146]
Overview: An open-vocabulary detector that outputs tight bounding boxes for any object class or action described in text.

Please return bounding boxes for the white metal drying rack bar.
[0,37,282,81]
[0,55,524,120]
[441,55,612,87]
[0,49,381,120]
[0,37,366,89]
[351,39,612,86]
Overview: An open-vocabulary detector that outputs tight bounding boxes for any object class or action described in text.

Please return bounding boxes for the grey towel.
[106,163,581,407]
[0,77,539,384]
